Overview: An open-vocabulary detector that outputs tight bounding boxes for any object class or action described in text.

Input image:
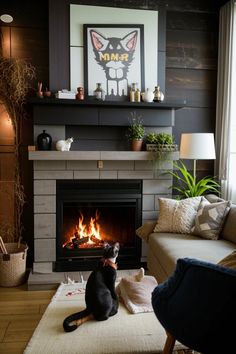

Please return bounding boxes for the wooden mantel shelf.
[28,150,180,161]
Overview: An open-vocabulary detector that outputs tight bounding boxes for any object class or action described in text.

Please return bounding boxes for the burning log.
[72,236,89,248]
[90,235,104,246]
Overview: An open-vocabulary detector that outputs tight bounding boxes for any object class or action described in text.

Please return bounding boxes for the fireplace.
[55,179,142,271]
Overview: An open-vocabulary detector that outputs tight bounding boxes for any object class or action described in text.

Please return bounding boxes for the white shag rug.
[24,281,186,354]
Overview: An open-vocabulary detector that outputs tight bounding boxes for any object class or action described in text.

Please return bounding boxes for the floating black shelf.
[28,97,186,127]
[28,97,186,110]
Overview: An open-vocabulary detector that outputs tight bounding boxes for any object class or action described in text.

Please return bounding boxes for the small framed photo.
[83,24,145,101]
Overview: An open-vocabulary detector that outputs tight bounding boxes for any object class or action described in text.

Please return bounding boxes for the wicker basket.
[0,243,28,287]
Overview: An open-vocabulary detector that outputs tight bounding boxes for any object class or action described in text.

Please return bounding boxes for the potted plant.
[167,160,220,199]
[127,112,145,151]
[146,132,178,152]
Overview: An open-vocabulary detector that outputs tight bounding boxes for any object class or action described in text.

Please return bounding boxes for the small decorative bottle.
[153,85,164,102]
[129,83,136,102]
[37,130,52,151]
[76,87,84,100]
[94,83,105,101]
[135,88,141,102]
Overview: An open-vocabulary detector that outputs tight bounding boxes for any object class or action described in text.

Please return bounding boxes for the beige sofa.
[137,195,236,283]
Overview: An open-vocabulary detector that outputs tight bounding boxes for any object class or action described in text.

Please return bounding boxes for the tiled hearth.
[28,151,176,289]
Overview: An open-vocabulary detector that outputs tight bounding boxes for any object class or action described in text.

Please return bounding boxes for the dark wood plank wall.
[0,0,225,264]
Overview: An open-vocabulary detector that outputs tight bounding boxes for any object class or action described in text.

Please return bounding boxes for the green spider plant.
[167,160,220,199]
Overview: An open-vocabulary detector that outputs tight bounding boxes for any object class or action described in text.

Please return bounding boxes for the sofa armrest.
[136,221,156,241]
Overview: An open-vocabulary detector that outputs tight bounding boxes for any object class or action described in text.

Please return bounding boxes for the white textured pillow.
[154,197,202,234]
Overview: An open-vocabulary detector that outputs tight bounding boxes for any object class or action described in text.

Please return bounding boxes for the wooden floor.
[0,282,56,354]
[0,281,194,354]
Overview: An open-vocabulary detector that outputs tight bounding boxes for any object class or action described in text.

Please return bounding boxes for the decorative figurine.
[37,81,43,98]
[56,137,74,151]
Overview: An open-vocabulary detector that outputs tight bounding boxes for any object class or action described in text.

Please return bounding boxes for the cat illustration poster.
[84,24,145,101]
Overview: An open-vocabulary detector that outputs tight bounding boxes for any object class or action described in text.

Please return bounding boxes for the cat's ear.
[120,30,138,51]
[103,242,110,249]
[90,30,109,51]
[114,242,120,250]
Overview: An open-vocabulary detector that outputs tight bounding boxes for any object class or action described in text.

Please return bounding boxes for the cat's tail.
[63,308,92,332]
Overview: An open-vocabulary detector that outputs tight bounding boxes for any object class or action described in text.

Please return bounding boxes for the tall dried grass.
[0,57,35,242]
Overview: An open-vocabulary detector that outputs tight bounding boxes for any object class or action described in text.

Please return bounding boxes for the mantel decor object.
[141,88,154,103]
[146,132,177,152]
[153,86,164,102]
[37,130,52,151]
[146,144,178,152]
[56,137,74,151]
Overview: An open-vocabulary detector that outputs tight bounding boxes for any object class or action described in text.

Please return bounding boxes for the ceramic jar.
[37,130,52,151]
[141,88,154,103]
[76,87,84,100]
[153,86,164,102]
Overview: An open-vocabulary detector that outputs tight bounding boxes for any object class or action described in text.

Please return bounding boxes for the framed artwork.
[83,24,145,101]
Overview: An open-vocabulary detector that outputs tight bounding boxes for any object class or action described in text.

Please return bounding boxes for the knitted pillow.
[154,197,202,234]
[191,198,231,240]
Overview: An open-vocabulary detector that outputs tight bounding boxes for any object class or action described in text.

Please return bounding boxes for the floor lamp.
[179,133,216,180]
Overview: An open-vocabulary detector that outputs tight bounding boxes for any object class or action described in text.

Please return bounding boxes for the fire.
[63,210,104,249]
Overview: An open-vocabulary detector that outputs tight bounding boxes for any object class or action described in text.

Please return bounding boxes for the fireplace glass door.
[55,180,142,271]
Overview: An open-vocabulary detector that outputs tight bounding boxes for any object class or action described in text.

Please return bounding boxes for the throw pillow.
[136,221,156,241]
[191,199,231,240]
[218,251,236,269]
[116,268,157,314]
[153,197,202,234]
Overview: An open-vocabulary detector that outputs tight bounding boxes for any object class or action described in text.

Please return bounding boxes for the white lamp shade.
[179,133,216,160]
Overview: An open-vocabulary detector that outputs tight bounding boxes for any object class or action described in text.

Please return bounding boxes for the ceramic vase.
[37,130,52,150]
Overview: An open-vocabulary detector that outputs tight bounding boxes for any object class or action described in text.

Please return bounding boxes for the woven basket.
[0,243,28,287]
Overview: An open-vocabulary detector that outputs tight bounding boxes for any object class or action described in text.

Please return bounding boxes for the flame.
[63,210,102,248]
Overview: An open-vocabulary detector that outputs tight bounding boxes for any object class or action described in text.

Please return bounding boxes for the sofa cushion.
[148,232,236,278]
[218,250,236,269]
[221,205,236,244]
[191,199,231,240]
[154,197,202,234]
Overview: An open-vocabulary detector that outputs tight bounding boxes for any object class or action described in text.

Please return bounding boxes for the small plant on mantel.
[0,57,35,243]
[146,132,177,152]
[126,112,145,151]
[146,132,178,176]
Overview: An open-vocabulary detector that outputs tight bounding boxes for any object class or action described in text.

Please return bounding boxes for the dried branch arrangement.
[0,57,35,242]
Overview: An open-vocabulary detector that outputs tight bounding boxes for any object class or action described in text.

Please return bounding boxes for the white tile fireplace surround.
[29,151,177,275]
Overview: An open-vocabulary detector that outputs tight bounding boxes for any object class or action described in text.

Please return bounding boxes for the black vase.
[37,130,52,150]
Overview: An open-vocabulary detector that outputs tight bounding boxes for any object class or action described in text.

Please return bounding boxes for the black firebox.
[55,180,142,271]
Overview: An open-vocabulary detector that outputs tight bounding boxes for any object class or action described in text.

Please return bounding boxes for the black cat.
[63,242,120,332]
